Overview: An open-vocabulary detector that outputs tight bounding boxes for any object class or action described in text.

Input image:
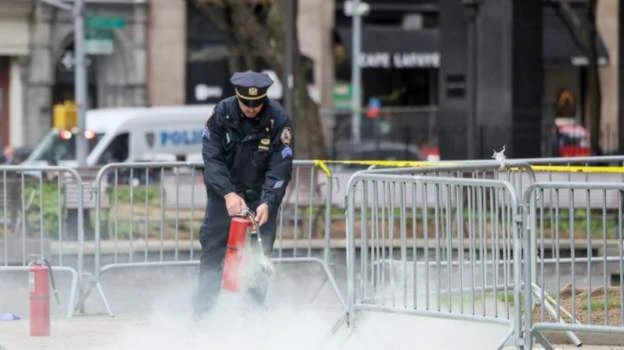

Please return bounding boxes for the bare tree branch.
[225,0,281,71]
[194,0,229,33]
[192,0,326,158]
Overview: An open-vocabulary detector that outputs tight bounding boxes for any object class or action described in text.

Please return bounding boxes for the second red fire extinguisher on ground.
[29,260,50,336]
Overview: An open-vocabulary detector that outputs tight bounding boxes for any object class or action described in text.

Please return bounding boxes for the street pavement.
[0,262,532,350]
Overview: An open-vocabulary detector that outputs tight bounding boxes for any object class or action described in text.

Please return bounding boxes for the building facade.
[148,0,186,106]
[0,0,32,149]
[183,0,334,108]
[597,0,620,152]
[0,0,148,149]
[1,0,334,150]
[0,0,621,158]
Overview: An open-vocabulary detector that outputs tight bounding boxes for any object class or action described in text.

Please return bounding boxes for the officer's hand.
[224,192,247,216]
[255,203,270,226]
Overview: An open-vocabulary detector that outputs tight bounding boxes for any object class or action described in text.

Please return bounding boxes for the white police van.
[24,105,215,167]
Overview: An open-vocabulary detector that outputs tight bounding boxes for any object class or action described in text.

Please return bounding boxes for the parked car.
[332,140,423,166]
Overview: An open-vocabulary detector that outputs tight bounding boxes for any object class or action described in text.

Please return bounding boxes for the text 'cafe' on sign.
[358,52,440,69]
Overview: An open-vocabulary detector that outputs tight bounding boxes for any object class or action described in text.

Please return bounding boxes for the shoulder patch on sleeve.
[281,146,293,159]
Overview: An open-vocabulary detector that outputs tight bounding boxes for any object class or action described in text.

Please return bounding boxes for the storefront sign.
[359,52,440,69]
[195,84,223,101]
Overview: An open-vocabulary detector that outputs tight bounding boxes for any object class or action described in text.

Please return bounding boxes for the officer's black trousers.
[192,191,278,316]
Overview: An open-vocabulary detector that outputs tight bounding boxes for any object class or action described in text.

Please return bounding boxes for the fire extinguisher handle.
[247,212,262,242]
[42,259,61,305]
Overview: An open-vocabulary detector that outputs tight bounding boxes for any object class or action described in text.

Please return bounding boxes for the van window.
[27,130,102,165]
[98,133,129,164]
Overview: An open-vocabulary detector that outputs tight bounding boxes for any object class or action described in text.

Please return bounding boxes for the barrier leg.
[307,274,329,304]
[95,281,114,317]
[495,327,514,350]
[532,330,554,350]
[78,278,114,317]
[66,269,78,318]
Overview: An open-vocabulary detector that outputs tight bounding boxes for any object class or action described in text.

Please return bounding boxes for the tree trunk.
[286,0,326,159]
[193,0,326,159]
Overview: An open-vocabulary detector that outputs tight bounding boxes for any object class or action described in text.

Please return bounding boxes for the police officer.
[193,70,294,317]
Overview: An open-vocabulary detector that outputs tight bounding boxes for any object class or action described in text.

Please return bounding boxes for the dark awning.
[336,7,609,68]
[543,6,609,66]
[337,27,440,69]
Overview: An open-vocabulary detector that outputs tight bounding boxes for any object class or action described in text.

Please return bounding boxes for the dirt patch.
[533,284,622,326]
[532,284,624,345]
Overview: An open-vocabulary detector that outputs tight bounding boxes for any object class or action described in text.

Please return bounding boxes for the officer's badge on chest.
[258,137,271,151]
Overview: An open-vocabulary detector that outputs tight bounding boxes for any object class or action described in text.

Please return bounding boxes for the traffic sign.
[86,16,125,30]
[86,39,114,55]
[332,83,353,109]
[86,27,114,55]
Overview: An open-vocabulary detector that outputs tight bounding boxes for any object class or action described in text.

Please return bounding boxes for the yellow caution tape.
[311,160,624,175]
[313,160,333,176]
[531,165,624,174]
[320,160,440,168]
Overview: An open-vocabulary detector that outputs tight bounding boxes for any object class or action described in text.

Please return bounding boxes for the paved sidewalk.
[2,315,623,350]
[1,317,141,350]
[2,263,623,350]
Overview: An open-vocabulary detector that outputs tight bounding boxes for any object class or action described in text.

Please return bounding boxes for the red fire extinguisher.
[222,216,252,292]
[29,258,60,337]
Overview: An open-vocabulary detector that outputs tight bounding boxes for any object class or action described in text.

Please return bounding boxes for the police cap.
[230,70,273,107]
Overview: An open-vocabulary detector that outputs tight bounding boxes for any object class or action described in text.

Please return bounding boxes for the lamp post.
[345,0,370,145]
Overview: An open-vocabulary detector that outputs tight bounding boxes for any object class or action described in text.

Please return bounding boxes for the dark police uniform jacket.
[202,96,294,212]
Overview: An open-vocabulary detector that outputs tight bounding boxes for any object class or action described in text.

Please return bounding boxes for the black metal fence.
[323,106,438,160]
[322,106,618,160]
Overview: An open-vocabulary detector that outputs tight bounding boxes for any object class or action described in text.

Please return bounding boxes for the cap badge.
[249,87,258,96]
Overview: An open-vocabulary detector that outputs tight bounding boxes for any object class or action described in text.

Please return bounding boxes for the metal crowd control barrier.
[355,160,537,200]
[515,156,624,348]
[81,160,345,316]
[0,165,84,317]
[516,155,624,186]
[524,182,624,350]
[345,172,524,348]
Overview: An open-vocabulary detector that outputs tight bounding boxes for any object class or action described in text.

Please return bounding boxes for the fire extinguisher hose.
[240,208,273,274]
[42,258,61,305]
[241,208,262,247]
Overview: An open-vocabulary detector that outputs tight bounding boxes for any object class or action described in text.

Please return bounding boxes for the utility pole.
[345,0,369,145]
[41,0,88,166]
